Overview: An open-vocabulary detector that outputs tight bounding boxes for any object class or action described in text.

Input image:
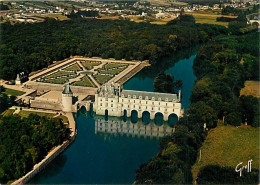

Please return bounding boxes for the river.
[29,47,197,184]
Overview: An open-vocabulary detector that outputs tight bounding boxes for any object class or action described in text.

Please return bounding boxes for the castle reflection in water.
[94,117,175,139]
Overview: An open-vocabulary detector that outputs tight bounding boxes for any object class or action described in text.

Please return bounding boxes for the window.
[152,102,154,105]
[139,96,142,99]
[173,109,174,112]
[152,97,155,100]
[133,95,136,98]
[165,98,168,101]
[122,99,124,102]
[146,101,148,104]
[166,103,168,106]
[173,104,175,107]
[111,100,113,102]
[134,100,135,103]
[100,103,102,106]
[111,104,113,107]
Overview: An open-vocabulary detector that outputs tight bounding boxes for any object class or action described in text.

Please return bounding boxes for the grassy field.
[192,122,259,180]
[4,88,25,96]
[240,80,259,98]
[103,63,128,69]
[18,110,56,118]
[186,11,237,27]
[43,77,71,84]
[80,61,101,70]
[1,109,15,117]
[18,110,68,122]
[94,74,113,85]
[45,71,75,79]
[72,76,96,87]
[63,63,82,71]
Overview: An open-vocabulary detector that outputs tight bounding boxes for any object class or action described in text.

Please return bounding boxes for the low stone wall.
[12,139,72,185]
[26,82,98,94]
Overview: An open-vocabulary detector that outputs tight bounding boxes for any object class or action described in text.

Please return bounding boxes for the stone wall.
[26,82,97,94]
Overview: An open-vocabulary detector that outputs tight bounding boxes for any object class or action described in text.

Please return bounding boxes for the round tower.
[62,84,73,112]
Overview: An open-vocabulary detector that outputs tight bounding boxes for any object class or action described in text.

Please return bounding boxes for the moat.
[29,47,197,184]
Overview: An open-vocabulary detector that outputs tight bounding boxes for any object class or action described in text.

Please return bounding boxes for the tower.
[15,74,21,85]
[62,84,73,112]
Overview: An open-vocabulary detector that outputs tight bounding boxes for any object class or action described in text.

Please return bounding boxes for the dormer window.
[122,94,124,98]
[133,95,136,99]
[139,96,142,99]
[158,97,161,101]
[128,95,131,99]
[145,96,148,100]
[152,97,155,100]
[165,98,168,101]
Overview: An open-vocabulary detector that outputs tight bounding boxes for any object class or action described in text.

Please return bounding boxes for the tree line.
[0,16,228,80]
[0,114,70,184]
[135,31,259,184]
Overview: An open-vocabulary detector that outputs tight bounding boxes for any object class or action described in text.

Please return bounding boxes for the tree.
[224,111,242,126]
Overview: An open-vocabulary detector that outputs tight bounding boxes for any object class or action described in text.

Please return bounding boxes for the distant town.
[0,0,259,25]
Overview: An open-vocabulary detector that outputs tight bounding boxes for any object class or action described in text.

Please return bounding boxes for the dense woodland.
[0,16,228,80]
[0,86,15,113]
[135,31,259,183]
[0,114,70,183]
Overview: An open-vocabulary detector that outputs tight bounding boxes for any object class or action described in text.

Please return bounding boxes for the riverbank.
[10,109,76,185]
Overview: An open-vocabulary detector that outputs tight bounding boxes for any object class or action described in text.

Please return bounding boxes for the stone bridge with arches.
[81,83,184,122]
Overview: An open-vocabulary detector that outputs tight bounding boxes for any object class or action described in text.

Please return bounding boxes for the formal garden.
[72,76,96,87]
[34,58,135,86]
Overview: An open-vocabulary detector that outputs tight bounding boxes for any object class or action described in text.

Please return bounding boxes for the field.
[80,61,101,70]
[4,88,25,96]
[45,71,75,79]
[240,80,260,98]
[1,109,15,117]
[192,122,259,180]
[93,74,113,85]
[63,63,82,71]
[72,76,96,87]
[186,11,237,27]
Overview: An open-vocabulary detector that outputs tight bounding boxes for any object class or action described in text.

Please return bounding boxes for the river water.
[29,47,197,184]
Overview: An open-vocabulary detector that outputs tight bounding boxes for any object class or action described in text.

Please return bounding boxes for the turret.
[62,84,73,112]
[15,74,21,85]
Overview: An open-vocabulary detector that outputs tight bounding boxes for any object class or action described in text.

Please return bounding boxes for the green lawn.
[43,77,70,84]
[63,63,82,71]
[94,74,113,85]
[45,71,75,79]
[1,109,15,117]
[4,88,25,96]
[80,61,101,70]
[18,110,56,118]
[192,122,259,180]
[72,76,96,87]
[103,63,128,69]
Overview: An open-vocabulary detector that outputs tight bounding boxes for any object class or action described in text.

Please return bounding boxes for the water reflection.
[94,117,175,139]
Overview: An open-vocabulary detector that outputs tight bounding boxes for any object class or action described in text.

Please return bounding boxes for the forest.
[135,31,259,183]
[0,16,228,80]
[0,114,70,184]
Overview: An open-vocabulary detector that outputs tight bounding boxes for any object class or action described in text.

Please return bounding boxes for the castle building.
[62,84,73,112]
[93,83,183,121]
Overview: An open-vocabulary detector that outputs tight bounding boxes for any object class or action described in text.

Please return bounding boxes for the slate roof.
[63,84,73,94]
[121,90,178,102]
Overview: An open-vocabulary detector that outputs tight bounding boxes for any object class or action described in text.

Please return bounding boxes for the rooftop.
[121,89,179,102]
